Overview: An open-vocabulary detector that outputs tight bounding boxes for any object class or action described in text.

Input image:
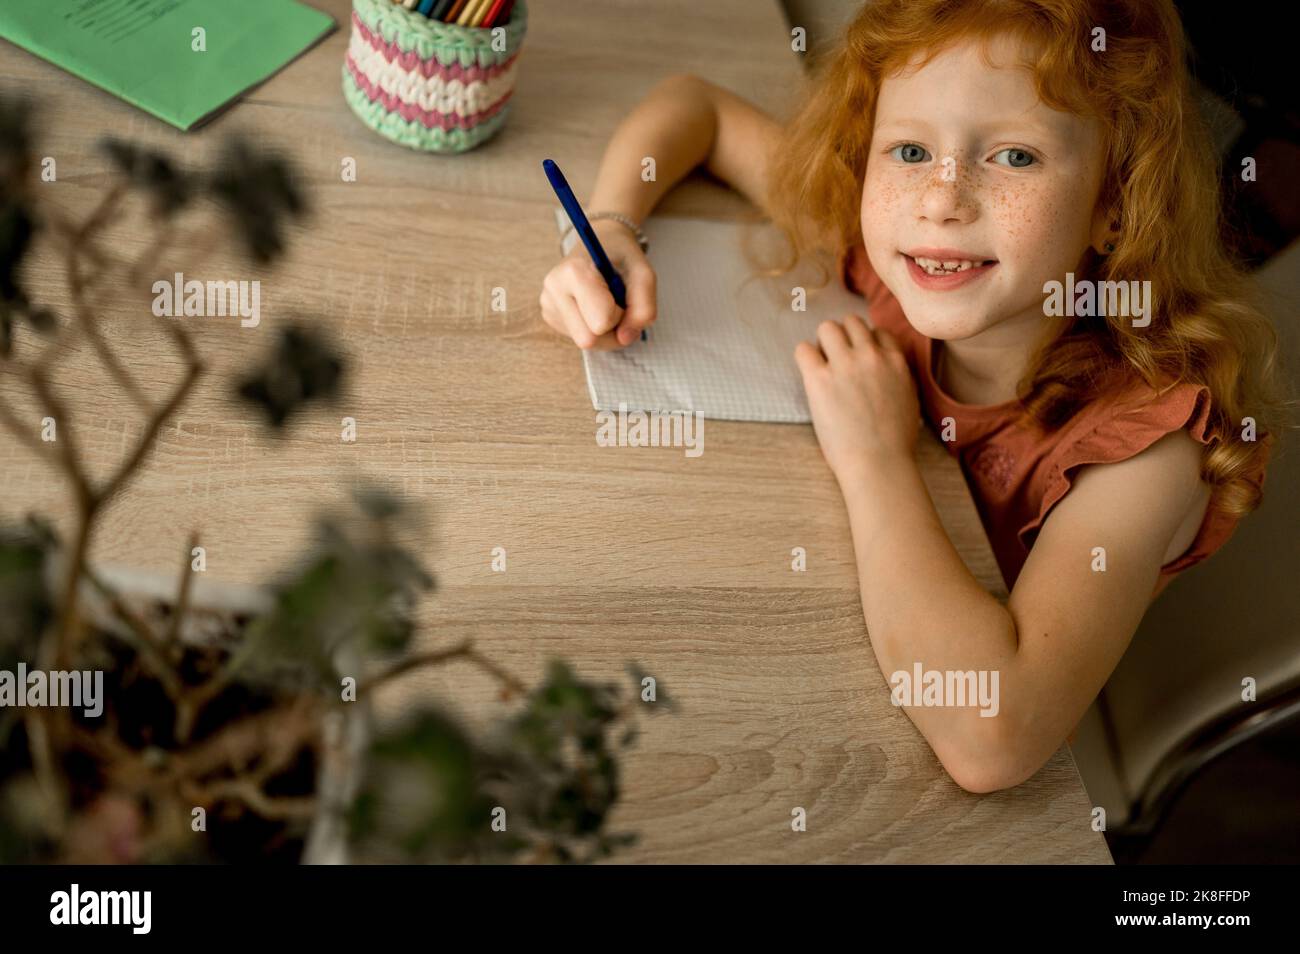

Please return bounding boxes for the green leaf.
[349,708,501,862]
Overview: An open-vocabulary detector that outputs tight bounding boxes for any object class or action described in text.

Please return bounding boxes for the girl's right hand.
[539,219,657,350]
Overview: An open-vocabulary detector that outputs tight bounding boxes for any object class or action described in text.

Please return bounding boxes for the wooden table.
[0,0,1111,863]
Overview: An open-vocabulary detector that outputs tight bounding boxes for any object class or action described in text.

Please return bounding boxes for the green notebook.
[0,0,335,130]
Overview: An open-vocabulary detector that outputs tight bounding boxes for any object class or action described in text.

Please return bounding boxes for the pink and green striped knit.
[342,0,527,153]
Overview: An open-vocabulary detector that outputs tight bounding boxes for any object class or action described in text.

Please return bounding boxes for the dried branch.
[31,182,130,376]
[77,695,320,800]
[174,634,247,743]
[188,779,317,821]
[79,180,129,238]
[358,639,529,699]
[461,646,530,699]
[99,352,203,506]
[169,697,320,781]
[68,236,150,411]
[24,366,93,505]
[166,532,199,651]
[80,566,184,700]
[20,710,69,832]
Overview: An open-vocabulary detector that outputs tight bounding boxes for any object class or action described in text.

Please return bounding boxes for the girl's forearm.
[587,75,717,223]
[838,454,1021,768]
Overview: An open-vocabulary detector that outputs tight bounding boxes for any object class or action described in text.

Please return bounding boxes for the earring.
[1103,215,1120,254]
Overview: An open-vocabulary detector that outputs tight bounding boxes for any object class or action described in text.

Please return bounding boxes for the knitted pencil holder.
[342,0,528,154]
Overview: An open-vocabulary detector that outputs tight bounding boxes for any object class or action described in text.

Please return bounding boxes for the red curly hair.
[766,0,1286,517]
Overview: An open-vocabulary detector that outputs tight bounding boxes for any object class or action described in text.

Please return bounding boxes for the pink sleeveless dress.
[840,240,1266,598]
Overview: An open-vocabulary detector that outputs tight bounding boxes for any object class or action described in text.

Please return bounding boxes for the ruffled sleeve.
[1017,383,1267,589]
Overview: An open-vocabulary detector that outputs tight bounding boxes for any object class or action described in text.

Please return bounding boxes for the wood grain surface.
[0,0,1110,863]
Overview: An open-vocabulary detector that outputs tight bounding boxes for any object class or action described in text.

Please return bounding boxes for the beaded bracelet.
[565,211,649,253]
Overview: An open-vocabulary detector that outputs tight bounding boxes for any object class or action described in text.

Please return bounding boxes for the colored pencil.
[480,0,507,27]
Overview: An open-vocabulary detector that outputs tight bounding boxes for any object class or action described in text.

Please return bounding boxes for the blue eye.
[992,148,1036,168]
[890,143,929,163]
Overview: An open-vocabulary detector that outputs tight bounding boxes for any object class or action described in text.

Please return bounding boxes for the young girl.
[538,0,1283,792]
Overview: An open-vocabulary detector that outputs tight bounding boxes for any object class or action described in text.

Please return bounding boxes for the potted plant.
[0,94,669,864]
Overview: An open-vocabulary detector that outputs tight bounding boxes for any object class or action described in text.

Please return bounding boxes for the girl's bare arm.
[541,74,782,349]
[843,428,1207,793]
[587,73,782,222]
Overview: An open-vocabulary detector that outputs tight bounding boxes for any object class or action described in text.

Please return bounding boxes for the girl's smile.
[862,32,1109,353]
[902,250,999,289]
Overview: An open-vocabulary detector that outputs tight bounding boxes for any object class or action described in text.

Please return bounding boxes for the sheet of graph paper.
[554,209,869,423]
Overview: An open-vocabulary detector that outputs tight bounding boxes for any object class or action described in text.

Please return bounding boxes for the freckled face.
[861,34,1107,341]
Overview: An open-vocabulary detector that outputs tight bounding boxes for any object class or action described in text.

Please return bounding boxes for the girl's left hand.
[794,314,920,481]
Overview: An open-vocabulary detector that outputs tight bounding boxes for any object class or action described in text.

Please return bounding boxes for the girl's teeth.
[913,256,986,275]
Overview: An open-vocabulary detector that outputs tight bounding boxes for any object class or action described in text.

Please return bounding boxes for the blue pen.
[542,158,647,342]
